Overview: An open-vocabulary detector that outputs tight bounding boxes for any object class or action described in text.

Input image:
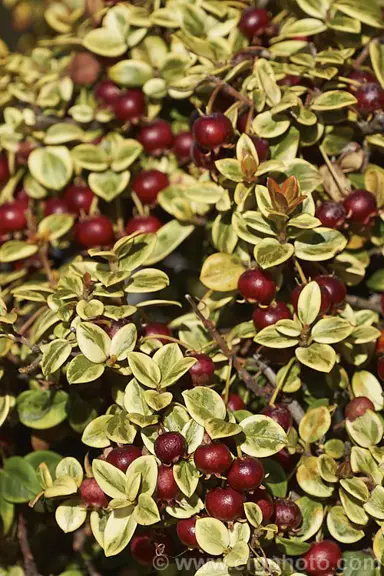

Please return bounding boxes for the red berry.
[75,216,114,248]
[173,131,193,162]
[345,396,375,421]
[238,268,276,304]
[79,478,108,508]
[95,80,120,105]
[378,356,384,381]
[154,431,186,464]
[303,540,342,576]
[261,404,292,432]
[64,185,94,215]
[132,170,169,205]
[315,275,346,307]
[106,445,142,472]
[291,283,331,316]
[193,113,233,150]
[278,75,301,87]
[156,465,179,501]
[239,7,270,39]
[315,202,346,229]
[176,517,198,548]
[189,354,215,386]
[272,448,295,471]
[0,154,10,183]
[250,136,270,163]
[194,443,232,476]
[205,487,245,521]
[248,487,274,522]
[253,301,291,330]
[44,198,69,216]
[348,70,376,85]
[68,52,100,85]
[113,90,145,122]
[143,323,171,344]
[0,201,27,233]
[191,144,216,170]
[126,215,162,235]
[343,189,377,223]
[137,120,173,155]
[227,394,246,411]
[274,498,302,531]
[227,457,264,492]
[130,530,172,566]
[354,82,384,115]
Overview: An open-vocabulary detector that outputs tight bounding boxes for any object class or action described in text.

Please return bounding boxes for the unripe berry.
[64,185,94,215]
[189,354,215,386]
[194,443,232,475]
[95,80,120,105]
[303,540,342,576]
[227,457,264,492]
[315,202,346,229]
[79,478,108,508]
[343,189,377,223]
[44,198,69,216]
[137,120,173,155]
[126,215,162,235]
[75,216,114,248]
[238,268,276,304]
[173,131,193,163]
[113,90,146,122]
[274,498,302,531]
[261,404,292,432]
[0,201,27,234]
[154,431,186,464]
[132,170,169,205]
[205,487,245,521]
[106,445,142,472]
[193,113,233,150]
[315,275,346,307]
[143,323,171,344]
[156,465,179,501]
[239,7,269,39]
[253,301,291,330]
[176,517,198,548]
[248,487,274,522]
[345,396,375,421]
[227,394,246,411]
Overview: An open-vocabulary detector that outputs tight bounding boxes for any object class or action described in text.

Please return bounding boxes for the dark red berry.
[315,275,347,307]
[237,112,249,133]
[143,323,171,344]
[378,356,384,381]
[345,396,375,421]
[79,478,108,508]
[253,301,291,330]
[343,189,377,223]
[248,487,274,522]
[274,498,302,531]
[154,431,186,464]
[95,80,120,105]
[316,202,346,229]
[291,283,331,316]
[114,90,146,122]
[132,170,169,205]
[250,136,270,163]
[156,465,179,501]
[0,154,10,183]
[64,185,94,215]
[137,120,173,155]
[227,457,264,492]
[205,487,245,521]
[348,70,377,85]
[238,268,276,304]
[0,201,27,233]
[272,448,295,471]
[106,445,142,472]
[189,354,215,386]
[194,443,232,476]
[261,404,292,432]
[44,198,69,216]
[191,144,216,170]
[193,113,233,150]
[227,394,246,411]
[173,131,193,162]
[303,540,342,576]
[354,82,384,115]
[239,7,269,39]
[75,216,114,248]
[176,517,198,548]
[278,75,301,87]
[130,530,172,566]
[126,215,162,235]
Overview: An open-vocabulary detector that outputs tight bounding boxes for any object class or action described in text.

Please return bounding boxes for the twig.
[293,257,307,285]
[17,307,44,336]
[319,145,345,197]
[18,513,39,576]
[206,75,253,107]
[39,245,55,288]
[287,400,305,425]
[346,294,382,314]
[186,294,272,396]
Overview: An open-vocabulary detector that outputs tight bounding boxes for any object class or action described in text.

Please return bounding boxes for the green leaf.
[55,499,87,533]
[345,410,383,448]
[340,477,369,502]
[200,252,245,292]
[244,502,263,527]
[195,517,229,555]
[297,281,321,325]
[67,354,105,384]
[125,268,169,293]
[44,476,78,498]
[38,214,74,241]
[312,317,354,344]
[103,508,137,557]
[352,371,384,410]
[134,493,160,525]
[295,227,347,261]
[252,111,290,138]
[154,344,196,388]
[41,339,72,376]
[182,387,226,426]
[0,471,14,534]
[83,28,127,57]
[127,455,158,496]
[81,415,113,448]
[92,459,127,499]
[76,322,111,364]
[89,170,130,202]
[56,457,83,487]
[124,379,153,416]
[370,40,384,89]
[17,390,68,430]
[225,542,250,568]
[254,239,294,269]
[280,17,327,36]
[327,505,364,543]
[205,418,242,440]
[240,415,287,457]
[296,497,324,541]
[343,551,376,576]
[299,406,331,442]
[71,144,109,171]
[215,159,244,182]
[263,459,287,497]
[297,457,334,497]
[297,0,329,18]
[367,269,384,291]
[311,90,357,110]
[254,326,299,349]
[0,241,38,263]
[255,58,281,107]
[28,146,73,191]
[351,447,383,485]
[127,352,161,388]
[364,486,384,519]
[145,220,194,265]
[108,59,153,87]
[2,457,41,503]
[106,411,137,444]
[296,343,336,372]
[174,460,199,498]
[44,123,85,145]
[186,182,225,204]
[110,324,137,361]
[333,0,384,28]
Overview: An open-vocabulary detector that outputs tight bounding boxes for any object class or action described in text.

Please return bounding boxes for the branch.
[287,400,305,425]
[205,75,253,107]
[186,295,273,396]
[18,513,39,576]
[346,294,382,315]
